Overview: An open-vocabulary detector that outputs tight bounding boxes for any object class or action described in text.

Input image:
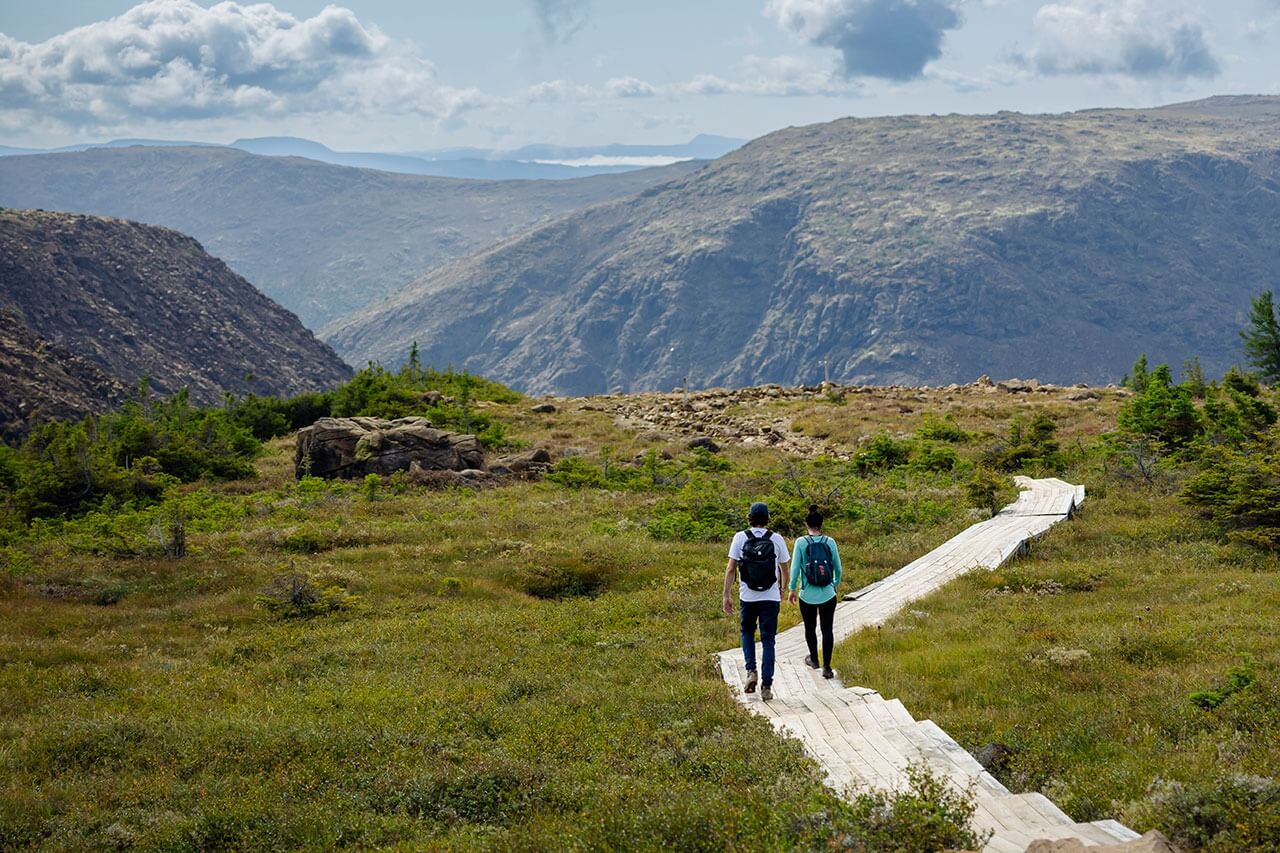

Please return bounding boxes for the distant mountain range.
[0,209,350,437]
[326,96,1280,394]
[0,134,744,181]
[0,146,704,328]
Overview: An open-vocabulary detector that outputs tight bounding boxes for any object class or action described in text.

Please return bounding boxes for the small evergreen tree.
[1116,364,1202,452]
[1241,290,1280,384]
[1181,356,1206,399]
[1123,354,1150,393]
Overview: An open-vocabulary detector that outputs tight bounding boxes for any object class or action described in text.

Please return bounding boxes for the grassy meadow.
[2,383,1278,851]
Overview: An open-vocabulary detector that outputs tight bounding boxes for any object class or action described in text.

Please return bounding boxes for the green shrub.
[647,477,738,542]
[855,433,912,472]
[1137,775,1280,852]
[966,468,1014,517]
[1189,660,1257,710]
[911,441,958,472]
[801,764,989,852]
[1116,364,1202,452]
[516,561,612,599]
[255,572,358,618]
[985,413,1063,472]
[915,414,972,443]
[1183,426,1280,549]
[1201,367,1277,448]
[546,456,607,489]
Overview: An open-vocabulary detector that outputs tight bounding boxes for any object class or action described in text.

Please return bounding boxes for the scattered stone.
[975,374,995,388]
[973,742,1015,773]
[406,464,495,489]
[530,402,557,414]
[294,417,484,479]
[496,447,553,477]
[1066,389,1101,401]
[638,430,668,442]
[687,436,721,453]
[997,378,1038,393]
[1024,830,1176,853]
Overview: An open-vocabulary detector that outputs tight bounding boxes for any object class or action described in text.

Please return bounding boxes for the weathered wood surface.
[719,477,1139,851]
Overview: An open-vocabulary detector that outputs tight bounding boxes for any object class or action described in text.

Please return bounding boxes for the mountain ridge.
[0,147,705,328]
[325,96,1280,394]
[0,208,352,435]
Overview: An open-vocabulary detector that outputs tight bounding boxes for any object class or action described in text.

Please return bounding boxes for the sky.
[1,0,1279,151]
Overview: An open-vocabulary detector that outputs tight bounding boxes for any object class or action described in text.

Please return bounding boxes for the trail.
[719,477,1140,852]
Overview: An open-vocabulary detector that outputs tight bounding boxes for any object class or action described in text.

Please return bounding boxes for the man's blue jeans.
[740,599,780,687]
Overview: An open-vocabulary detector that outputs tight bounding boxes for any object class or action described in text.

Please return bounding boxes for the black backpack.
[802,536,834,587]
[738,530,778,591]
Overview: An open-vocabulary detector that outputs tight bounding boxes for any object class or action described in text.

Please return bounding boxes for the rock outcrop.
[0,208,352,437]
[294,417,485,479]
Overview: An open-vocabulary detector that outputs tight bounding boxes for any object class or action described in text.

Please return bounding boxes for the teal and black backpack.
[802,536,834,587]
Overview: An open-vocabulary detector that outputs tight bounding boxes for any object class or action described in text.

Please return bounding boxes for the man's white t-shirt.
[728,527,790,603]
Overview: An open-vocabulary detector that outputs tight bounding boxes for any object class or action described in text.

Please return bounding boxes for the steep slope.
[0,209,351,429]
[326,96,1280,395]
[0,309,128,442]
[0,147,704,328]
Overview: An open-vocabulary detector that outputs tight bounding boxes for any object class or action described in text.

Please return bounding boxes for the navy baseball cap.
[748,502,770,523]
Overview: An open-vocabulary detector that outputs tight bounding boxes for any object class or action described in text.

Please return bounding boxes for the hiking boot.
[744,670,758,694]
[822,666,834,679]
[760,684,773,701]
[804,654,819,669]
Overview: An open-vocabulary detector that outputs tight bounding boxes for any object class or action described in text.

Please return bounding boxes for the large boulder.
[294,417,485,479]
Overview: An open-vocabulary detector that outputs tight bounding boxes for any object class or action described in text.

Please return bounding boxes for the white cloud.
[604,76,658,98]
[0,0,483,131]
[766,0,965,81]
[1025,0,1219,79]
[525,78,595,103]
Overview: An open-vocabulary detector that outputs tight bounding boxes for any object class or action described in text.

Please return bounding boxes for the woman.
[788,504,842,679]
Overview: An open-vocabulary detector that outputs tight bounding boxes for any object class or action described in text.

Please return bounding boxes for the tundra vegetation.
[1,351,1278,851]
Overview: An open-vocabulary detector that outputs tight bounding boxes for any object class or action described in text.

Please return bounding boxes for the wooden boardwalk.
[718,477,1139,852]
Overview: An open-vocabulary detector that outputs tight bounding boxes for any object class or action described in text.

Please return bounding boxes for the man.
[722,502,789,701]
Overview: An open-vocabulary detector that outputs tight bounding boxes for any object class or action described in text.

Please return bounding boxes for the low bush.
[1189,660,1257,710]
[965,468,1015,517]
[855,433,911,472]
[1135,775,1280,852]
[801,764,989,852]
[1182,425,1280,549]
[915,414,973,443]
[516,561,613,599]
[984,413,1063,472]
[255,571,358,618]
[647,476,739,543]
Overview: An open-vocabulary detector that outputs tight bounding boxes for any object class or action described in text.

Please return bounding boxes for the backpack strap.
[744,529,758,541]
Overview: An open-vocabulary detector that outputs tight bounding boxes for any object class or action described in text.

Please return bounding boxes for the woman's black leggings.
[799,596,837,667]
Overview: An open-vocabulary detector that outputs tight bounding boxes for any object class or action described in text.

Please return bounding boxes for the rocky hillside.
[326,96,1280,395]
[0,308,128,442]
[0,147,703,329]
[0,209,351,432]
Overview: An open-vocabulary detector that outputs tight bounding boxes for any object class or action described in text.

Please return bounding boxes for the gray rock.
[295,416,484,479]
[1024,830,1176,853]
[973,742,1015,772]
[406,464,496,489]
[530,402,557,414]
[688,436,721,453]
[496,447,554,476]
